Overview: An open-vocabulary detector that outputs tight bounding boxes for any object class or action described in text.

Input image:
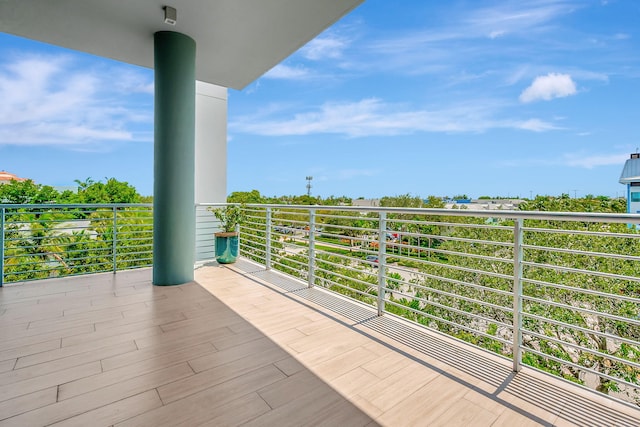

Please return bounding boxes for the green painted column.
[153,31,196,285]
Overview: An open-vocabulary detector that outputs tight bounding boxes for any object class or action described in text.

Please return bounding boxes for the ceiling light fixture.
[163,6,177,25]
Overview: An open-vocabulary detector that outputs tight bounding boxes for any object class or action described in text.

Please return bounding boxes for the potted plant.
[208,205,245,264]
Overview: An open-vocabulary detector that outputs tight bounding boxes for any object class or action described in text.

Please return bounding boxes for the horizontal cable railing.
[194,203,640,405]
[1,203,153,285]
[3,202,640,404]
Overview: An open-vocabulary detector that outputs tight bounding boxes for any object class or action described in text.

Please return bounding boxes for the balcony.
[1,203,640,425]
[0,262,637,426]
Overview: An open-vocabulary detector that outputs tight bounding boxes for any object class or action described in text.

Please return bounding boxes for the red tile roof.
[0,171,27,183]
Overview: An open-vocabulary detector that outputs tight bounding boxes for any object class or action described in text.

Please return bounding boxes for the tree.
[227,190,264,204]
[519,195,626,214]
[424,196,445,208]
[380,193,423,208]
[1,177,148,283]
[71,177,141,204]
[0,180,55,204]
[322,195,352,206]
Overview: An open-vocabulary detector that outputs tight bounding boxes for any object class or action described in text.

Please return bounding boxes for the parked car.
[365,255,379,267]
[275,225,295,234]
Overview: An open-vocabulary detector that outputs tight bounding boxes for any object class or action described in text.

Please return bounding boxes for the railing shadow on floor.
[225,258,640,427]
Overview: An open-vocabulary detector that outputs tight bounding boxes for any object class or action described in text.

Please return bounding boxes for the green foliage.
[225,191,352,207]
[0,177,142,205]
[235,196,640,404]
[424,196,445,208]
[519,195,626,213]
[0,180,59,204]
[208,205,246,232]
[1,176,149,283]
[380,193,423,208]
[67,178,141,204]
[2,206,152,283]
[227,190,265,204]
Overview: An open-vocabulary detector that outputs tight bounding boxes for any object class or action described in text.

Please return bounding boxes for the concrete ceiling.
[0,0,363,90]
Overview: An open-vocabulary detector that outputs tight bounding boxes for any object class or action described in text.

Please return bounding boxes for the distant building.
[352,199,380,207]
[0,171,27,185]
[619,153,640,214]
[444,199,524,211]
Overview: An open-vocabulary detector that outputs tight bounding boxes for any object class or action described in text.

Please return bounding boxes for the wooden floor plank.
[157,345,289,404]
[0,387,57,422]
[14,325,161,369]
[100,341,215,372]
[357,364,440,414]
[59,342,215,400]
[187,336,273,373]
[133,324,235,350]
[0,339,61,364]
[195,392,272,427]
[0,325,95,351]
[94,307,187,331]
[375,375,477,426]
[0,359,16,374]
[312,345,379,381]
[115,364,286,427]
[0,361,101,403]
[242,380,363,427]
[1,363,194,427]
[48,390,163,427]
[257,369,326,409]
[0,341,137,387]
[60,312,186,348]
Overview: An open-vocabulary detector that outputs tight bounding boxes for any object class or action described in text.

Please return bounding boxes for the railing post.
[377,212,387,316]
[513,217,524,372]
[236,222,241,257]
[308,208,316,288]
[0,207,4,287]
[265,207,272,270]
[112,206,118,273]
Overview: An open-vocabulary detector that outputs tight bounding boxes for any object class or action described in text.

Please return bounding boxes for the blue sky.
[1,0,639,199]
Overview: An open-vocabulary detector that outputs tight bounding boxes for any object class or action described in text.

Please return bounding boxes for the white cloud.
[498,151,628,169]
[301,34,349,60]
[230,98,559,137]
[564,153,628,168]
[0,55,152,148]
[232,98,463,137]
[113,69,154,95]
[263,64,310,80]
[489,30,507,39]
[519,73,577,103]
[505,66,530,86]
[517,118,561,132]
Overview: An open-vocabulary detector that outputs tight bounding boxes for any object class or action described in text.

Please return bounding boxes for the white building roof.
[619,154,640,185]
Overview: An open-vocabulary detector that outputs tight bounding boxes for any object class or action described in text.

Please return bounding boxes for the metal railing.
[2,202,639,403]
[196,203,640,404]
[0,203,153,285]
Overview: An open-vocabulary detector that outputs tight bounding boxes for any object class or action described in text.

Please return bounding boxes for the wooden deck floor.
[0,261,639,426]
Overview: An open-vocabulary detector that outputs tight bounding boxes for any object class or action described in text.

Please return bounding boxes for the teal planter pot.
[215,232,239,264]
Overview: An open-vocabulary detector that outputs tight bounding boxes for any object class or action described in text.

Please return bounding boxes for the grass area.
[285,236,446,265]
[316,236,355,247]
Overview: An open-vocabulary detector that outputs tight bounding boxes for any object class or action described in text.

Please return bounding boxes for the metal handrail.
[4,202,639,404]
[1,203,152,284]
[195,202,640,403]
